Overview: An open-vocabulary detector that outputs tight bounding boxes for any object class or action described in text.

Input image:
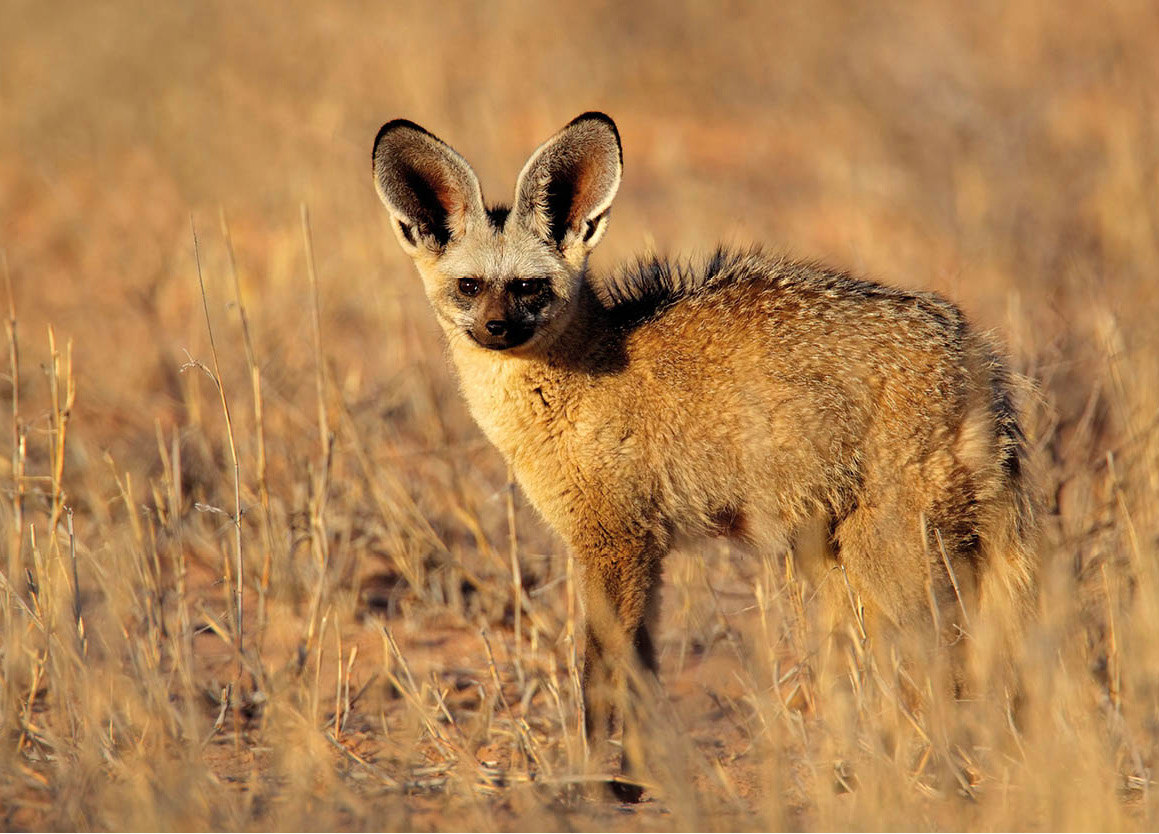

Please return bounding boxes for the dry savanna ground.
[2,0,1159,829]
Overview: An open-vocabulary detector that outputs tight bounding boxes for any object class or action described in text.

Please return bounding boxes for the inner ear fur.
[513,112,622,255]
[372,120,484,252]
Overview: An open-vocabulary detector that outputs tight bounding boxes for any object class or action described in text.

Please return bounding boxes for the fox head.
[372,112,622,352]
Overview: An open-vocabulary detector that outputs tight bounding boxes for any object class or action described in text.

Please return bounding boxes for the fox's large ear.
[373,120,485,256]
[513,112,622,262]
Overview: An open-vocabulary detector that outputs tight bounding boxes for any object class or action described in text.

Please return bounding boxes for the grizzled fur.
[372,112,1039,801]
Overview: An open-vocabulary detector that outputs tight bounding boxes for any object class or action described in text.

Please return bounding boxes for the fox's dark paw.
[608,777,646,803]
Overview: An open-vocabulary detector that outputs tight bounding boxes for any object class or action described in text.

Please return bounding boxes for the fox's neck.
[542,279,607,365]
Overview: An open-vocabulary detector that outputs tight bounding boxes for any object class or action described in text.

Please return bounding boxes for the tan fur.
[372,113,1040,800]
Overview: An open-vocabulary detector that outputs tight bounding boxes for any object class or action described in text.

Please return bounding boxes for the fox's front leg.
[576,528,666,802]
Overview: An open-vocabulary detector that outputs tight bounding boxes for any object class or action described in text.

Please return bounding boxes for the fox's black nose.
[485,320,507,336]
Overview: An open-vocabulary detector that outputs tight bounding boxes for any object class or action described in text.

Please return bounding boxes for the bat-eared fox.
[372,112,1038,801]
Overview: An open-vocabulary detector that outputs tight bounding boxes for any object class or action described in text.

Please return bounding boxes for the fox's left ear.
[513,112,622,262]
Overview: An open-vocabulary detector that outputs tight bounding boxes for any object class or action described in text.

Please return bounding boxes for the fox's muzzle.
[469,319,533,350]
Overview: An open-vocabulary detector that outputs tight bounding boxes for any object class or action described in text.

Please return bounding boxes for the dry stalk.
[333,394,429,591]
[220,209,275,660]
[66,507,84,657]
[303,436,333,650]
[3,252,26,719]
[4,252,22,591]
[341,645,358,736]
[190,216,245,689]
[781,551,817,715]
[311,607,330,727]
[154,421,194,690]
[1100,563,1120,711]
[505,466,524,685]
[15,652,45,755]
[203,683,234,748]
[333,616,342,741]
[920,514,943,651]
[300,205,333,653]
[839,564,868,645]
[428,673,461,731]
[380,627,463,761]
[26,523,45,632]
[544,668,581,775]
[190,602,263,683]
[480,627,543,776]
[105,458,149,593]
[379,629,508,795]
[324,728,399,788]
[1106,451,1145,576]
[300,203,330,456]
[0,569,42,632]
[934,527,970,630]
[46,326,75,550]
[564,554,586,759]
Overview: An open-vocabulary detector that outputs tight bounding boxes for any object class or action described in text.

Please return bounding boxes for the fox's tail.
[975,361,1041,679]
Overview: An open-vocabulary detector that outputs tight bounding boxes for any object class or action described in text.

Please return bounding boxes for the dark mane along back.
[596,245,967,333]
[597,247,775,326]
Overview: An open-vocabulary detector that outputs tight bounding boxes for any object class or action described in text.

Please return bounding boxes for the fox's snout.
[468,315,534,350]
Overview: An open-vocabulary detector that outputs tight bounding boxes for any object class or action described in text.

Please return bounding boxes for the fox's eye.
[510,279,546,297]
[458,277,481,297]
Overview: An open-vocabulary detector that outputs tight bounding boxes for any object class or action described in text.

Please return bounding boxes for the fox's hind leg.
[578,530,666,802]
[790,513,853,681]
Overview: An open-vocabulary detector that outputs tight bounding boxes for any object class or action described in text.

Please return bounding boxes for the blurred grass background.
[1,0,1158,829]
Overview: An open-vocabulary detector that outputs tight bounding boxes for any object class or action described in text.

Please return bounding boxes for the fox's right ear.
[372,120,485,257]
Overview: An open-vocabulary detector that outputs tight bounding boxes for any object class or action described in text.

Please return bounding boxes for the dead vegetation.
[2,0,1158,829]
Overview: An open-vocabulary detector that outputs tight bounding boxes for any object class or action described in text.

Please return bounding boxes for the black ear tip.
[375,118,425,144]
[373,119,438,163]
[568,111,618,132]
[566,111,621,159]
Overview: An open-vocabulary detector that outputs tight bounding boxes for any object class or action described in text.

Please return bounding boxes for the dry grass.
[2,0,1158,829]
